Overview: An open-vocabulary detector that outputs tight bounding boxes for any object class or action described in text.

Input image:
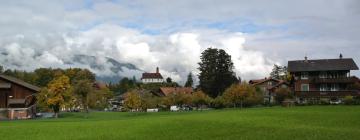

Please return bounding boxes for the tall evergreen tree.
[184,72,194,87]
[198,48,238,98]
[270,65,288,80]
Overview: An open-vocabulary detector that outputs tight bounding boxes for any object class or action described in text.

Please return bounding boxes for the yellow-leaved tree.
[123,90,142,111]
[223,82,261,108]
[192,90,211,109]
[38,75,72,118]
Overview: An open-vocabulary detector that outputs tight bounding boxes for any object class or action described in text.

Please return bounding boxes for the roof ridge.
[0,74,40,92]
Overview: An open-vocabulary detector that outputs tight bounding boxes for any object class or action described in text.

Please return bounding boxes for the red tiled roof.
[141,73,163,79]
[159,87,193,96]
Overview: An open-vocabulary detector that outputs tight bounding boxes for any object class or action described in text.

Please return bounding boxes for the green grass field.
[1,106,360,140]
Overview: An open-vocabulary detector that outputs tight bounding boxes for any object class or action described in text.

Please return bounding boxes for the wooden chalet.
[249,78,289,103]
[0,75,40,120]
[288,55,360,103]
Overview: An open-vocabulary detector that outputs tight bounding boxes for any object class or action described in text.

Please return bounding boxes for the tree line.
[0,66,113,117]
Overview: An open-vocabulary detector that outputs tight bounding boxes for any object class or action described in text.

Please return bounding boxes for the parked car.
[146,108,159,112]
[330,99,342,105]
[170,106,179,111]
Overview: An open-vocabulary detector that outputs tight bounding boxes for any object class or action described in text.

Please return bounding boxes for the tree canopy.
[198,48,238,98]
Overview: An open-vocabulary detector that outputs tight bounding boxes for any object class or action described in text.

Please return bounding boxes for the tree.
[198,48,238,98]
[192,90,211,109]
[73,80,93,113]
[140,92,160,110]
[38,75,72,118]
[161,92,192,109]
[211,96,226,109]
[0,65,3,73]
[184,72,194,87]
[123,90,142,111]
[222,83,261,108]
[88,86,114,110]
[109,77,137,95]
[270,65,288,80]
[223,83,248,108]
[34,68,55,87]
[274,87,293,104]
[166,77,172,83]
[73,69,96,83]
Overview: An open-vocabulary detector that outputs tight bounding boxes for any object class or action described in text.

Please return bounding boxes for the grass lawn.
[1,106,360,140]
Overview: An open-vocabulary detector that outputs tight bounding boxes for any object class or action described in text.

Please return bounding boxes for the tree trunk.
[53,105,60,118]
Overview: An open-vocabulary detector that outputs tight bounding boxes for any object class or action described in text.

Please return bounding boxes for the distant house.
[0,75,40,119]
[141,67,164,84]
[159,87,193,97]
[288,55,360,103]
[249,78,289,103]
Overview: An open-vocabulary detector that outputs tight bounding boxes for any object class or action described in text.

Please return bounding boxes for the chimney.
[339,53,343,59]
[156,67,159,73]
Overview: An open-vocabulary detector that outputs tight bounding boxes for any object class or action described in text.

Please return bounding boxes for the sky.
[0,0,359,83]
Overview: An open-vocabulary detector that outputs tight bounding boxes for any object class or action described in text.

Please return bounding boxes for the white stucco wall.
[142,78,163,83]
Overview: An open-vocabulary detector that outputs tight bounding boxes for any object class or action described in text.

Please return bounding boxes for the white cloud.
[1,0,359,83]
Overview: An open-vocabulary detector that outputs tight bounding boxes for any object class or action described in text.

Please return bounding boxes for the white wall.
[142,78,163,83]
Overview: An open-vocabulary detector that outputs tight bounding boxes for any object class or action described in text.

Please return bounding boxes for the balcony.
[295,90,360,97]
[310,77,357,83]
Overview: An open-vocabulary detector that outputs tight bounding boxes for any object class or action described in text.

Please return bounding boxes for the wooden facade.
[288,56,360,103]
[0,75,40,119]
[249,78,289,103]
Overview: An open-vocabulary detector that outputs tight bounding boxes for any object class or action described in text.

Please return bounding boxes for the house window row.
[300,71,349,80]
[301,84,340,91]
[142,78,163,83]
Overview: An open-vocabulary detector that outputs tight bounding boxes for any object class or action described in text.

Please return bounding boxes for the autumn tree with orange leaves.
[37,75,72,118]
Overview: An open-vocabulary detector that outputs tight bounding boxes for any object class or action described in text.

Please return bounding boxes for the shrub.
[222,82,263,108]
[320,98,329,105]
[343,96,354,105]
[211,96,226,109]
[274,87,293,104]
[192,90,211,109]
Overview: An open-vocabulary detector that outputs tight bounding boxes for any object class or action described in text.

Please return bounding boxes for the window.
[320,84,327,91]
[301,84,309,91]
[330,84,339,91]
[268,82,272,86]
[319,72,327,79]
[301,72,309,79]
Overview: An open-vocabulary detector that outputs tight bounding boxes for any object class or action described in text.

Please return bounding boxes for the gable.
[0,75,40,92]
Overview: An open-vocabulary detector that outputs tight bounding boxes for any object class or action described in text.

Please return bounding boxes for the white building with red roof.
[141,67,164,83]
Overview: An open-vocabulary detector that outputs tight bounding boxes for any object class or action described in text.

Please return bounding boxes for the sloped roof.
[249,78,280,86]
[141,72,163,79]
[288,58,359,72]
[0,75,40,92]
[159,87,193,96]
[268,81,289,90]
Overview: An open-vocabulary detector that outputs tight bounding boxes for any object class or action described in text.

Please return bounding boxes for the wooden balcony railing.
[310,77,357,83]
[295,90,360,97]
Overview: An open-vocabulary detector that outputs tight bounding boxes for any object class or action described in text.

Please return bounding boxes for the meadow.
[1,106,360,140]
